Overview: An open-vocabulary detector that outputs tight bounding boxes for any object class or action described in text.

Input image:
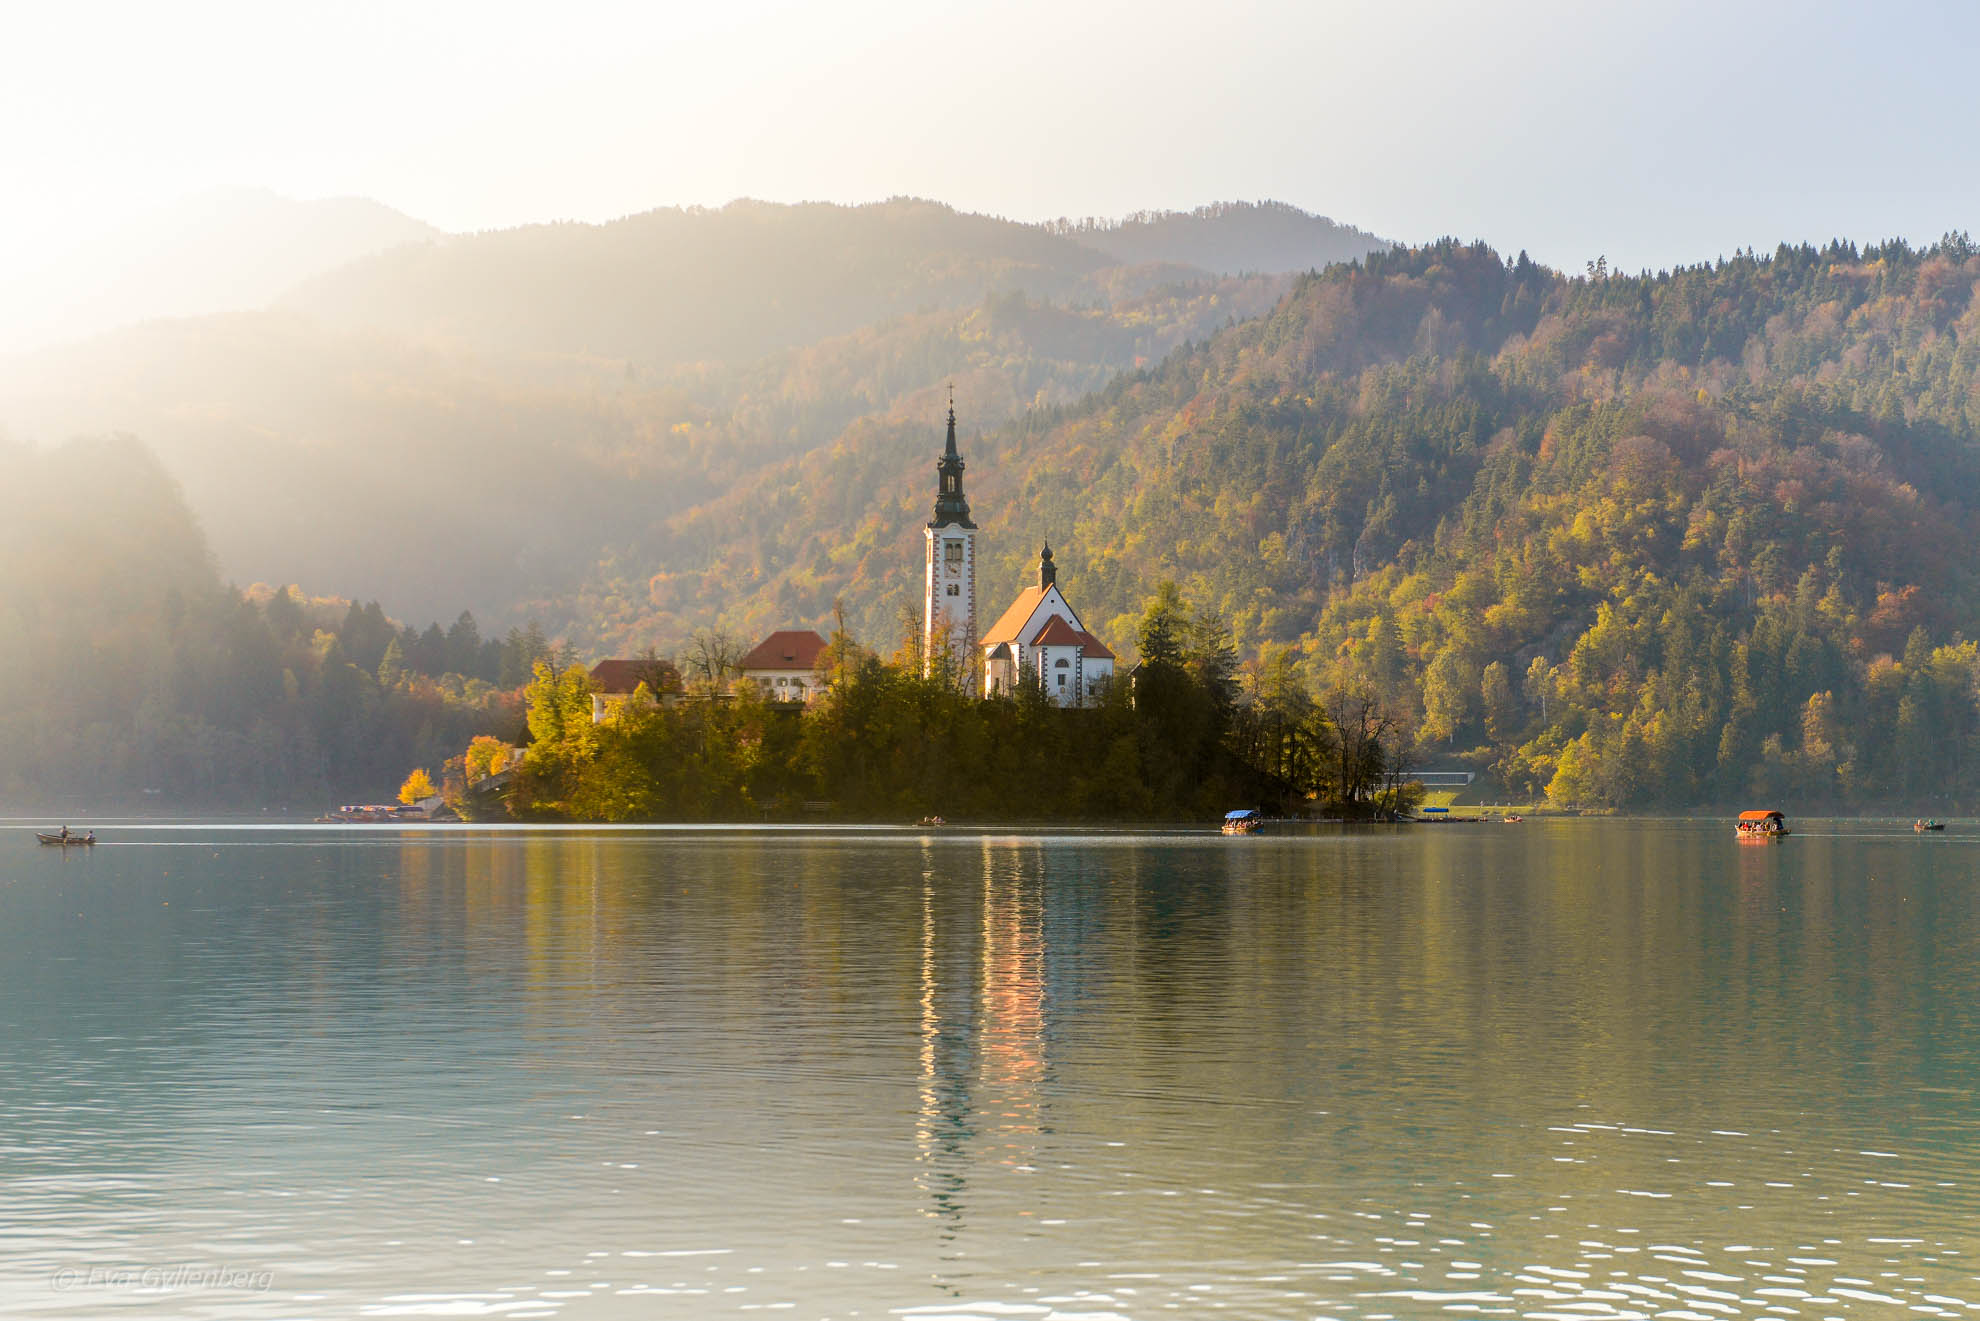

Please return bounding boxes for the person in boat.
[59,825,68,841]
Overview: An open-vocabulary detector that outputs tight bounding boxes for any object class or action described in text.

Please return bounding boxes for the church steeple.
[1038,542,1056,589]
[929,391,975,529]
[922,392,979,683]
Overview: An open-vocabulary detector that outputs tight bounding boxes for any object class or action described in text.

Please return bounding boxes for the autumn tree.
[398,767,437,804]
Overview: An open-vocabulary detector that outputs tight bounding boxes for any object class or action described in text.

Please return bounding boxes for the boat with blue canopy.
[1222,809,1263,836]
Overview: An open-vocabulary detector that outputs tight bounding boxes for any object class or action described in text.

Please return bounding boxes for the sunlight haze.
[5,0,1977,305]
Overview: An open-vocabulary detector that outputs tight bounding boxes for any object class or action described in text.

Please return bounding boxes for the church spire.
[929,389,975,529]
[1038,542,1056,589]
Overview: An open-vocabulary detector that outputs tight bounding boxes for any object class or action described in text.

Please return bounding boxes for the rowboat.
[36,832,95,847]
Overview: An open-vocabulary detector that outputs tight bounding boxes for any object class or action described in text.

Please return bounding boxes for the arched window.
[1054,658,1070,668]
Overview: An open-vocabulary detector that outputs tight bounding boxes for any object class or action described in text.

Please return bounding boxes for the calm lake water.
[3,820,1979,1320]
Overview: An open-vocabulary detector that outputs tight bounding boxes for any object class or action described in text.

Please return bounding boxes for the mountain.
[0,188,438,351]
[280,197,1123,365]
[0,198,1299,624]
[1044,200,1388,275]
[12,184,1980,811]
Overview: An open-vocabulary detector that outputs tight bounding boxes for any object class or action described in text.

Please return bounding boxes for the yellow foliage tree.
[398,767,437,804]
[463,734,510,782]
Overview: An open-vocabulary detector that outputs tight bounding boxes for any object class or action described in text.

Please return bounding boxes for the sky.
[3,0,1978,280]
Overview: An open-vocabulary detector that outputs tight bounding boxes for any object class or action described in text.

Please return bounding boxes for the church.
[921,403,1115,706]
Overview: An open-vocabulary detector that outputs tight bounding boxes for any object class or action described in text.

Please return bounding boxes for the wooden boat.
[36,832,95,847]
[1736,809,1790,839]
[1915,819,1947,832]
[1222,809,1264,835]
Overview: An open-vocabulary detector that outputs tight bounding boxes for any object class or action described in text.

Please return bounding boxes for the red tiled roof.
[590,658,680,695]
[740,629,828,671]
[1029,616,1085,646]
[1076,629,1115,661]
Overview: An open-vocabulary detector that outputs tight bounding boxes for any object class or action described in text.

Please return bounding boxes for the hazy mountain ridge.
[0,198,1316,624]
[280,198,1121,365]
[0,189,437,352]
[1043,200,1388,275]
[276,196,1386,367]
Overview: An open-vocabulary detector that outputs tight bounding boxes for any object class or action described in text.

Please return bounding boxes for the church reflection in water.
[914,840,1053,1246]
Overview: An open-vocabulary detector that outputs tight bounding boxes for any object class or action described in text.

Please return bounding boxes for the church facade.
[921,406,1114,706]
[981,544,1115,705]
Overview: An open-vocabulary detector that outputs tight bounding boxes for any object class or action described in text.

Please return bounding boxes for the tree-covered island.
[493,585,1418,823]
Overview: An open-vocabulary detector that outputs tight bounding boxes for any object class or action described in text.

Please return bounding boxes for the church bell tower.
[923,396,978,680]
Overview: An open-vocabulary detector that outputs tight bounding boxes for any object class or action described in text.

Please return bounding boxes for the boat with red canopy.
[1736,809,1789,839]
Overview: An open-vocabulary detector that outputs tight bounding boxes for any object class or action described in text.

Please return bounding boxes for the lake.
[2,820,1978,1319]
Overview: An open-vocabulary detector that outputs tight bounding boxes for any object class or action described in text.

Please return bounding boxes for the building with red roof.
[587,656,682,723]
[982,544,1116,706]
[739,629,829,703]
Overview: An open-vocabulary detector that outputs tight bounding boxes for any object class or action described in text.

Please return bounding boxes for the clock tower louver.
[923,399,978,681]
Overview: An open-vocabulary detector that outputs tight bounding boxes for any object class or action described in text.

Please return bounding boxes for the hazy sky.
[5,0,1978,275]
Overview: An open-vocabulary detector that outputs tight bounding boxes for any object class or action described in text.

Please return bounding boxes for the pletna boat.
[1735,809,1789,839]
[36,831,95,847]
[1222,809,1264,836]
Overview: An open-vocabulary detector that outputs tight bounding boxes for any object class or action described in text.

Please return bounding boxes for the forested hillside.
[0,436,520,809]
[655,235,1980,810]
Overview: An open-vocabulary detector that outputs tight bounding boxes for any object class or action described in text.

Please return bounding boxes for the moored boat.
[1736,809,1790,839]
[1915,819,1947,832]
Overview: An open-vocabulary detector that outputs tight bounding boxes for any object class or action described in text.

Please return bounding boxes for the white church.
[922,404,1115,706]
